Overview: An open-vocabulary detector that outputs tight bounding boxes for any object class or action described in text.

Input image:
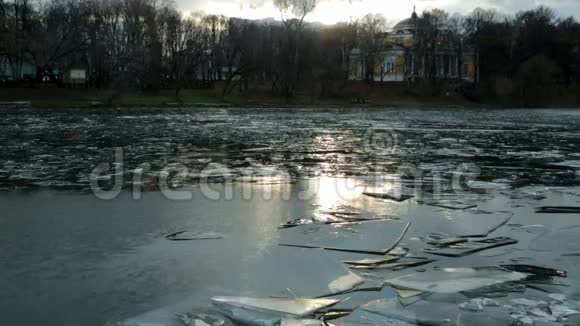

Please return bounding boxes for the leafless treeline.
[1,0,579,103]
[0,0,340,99]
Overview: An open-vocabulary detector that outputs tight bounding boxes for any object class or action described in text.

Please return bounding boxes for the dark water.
[1,107,580,326]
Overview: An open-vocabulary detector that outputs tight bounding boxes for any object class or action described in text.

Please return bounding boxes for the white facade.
[69,69,86,80]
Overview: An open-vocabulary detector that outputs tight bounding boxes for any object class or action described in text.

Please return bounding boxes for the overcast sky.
[175,0,580,24]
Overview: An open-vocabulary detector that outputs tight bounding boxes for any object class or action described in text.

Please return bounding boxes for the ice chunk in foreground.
[385,267,528,293]
[211,296,339,317]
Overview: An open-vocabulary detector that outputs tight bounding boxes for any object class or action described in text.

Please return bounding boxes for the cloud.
[175,0,268,11]
[174,0,580,23]
[426,0,580,18]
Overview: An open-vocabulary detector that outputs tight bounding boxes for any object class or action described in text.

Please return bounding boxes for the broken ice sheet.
[398,293,432,307]
[426,234,468,246]
[281,209,385,230]
[458,299,484,312]
[358,298,516,326]
[362,192,413,202]
[509,224,548,235]
[318,309,352,321]
[278,319,323,326]
[502,296,580,324]
[424,200,477,210]
[211,297,339,317]
[178,312,234,326]
[530,225,580,253]
[328,274,365,294]
[467,298,500,308]
[239,247,364,298]
[554,186,580,196]
[331,306,414,326]
[550,302,580,319]
[278,220,410,255]
[384,267,528,294]
[342,256,400,266]
[502,189,547,201]
[279,218,314,229]
[311,212,348,224]
[535,206,580,213]
[388,247,409,257]
[320,205,360,217]
[165,231,225,241]
[359,299,418,324]
[462,282,526,298]
[212,304,298,326]
[412,210,513,238]
[350,259,436,271]
[423,237,517,257]
[468,180,512,190]
[500,264,567,278]
[323,287,398,311]
[340,247,410,266]
[396,289,425,300]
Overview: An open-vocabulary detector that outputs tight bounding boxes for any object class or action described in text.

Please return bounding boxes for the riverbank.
[1,82,579,109]
[0,87,472,109]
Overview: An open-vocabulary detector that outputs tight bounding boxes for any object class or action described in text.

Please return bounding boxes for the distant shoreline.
[1,86,579,110]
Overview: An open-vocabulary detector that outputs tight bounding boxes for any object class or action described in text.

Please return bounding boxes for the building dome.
[392,7,418,32]
[393,18,416,31]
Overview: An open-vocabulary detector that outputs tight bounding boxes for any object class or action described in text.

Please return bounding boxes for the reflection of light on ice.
[315,177,363,209]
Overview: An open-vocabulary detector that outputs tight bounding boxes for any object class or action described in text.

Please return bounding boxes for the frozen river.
[1,107,579,190]
[1,107,580,326]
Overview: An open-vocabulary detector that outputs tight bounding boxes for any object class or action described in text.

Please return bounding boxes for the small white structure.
[69,69,86,80]
[65,68,87,87]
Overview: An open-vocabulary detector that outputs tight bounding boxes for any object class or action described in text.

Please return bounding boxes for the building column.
[411,54,415,77]
[476,53,480,85]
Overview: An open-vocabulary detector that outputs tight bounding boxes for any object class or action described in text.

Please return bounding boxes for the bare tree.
[312,22,357,96]
[464,7,498,84]
[447,14,466,88]
[358,13,386,83]
[26,0,89,84]
[200,14,228,81]
[3,0,34,80]
[274,0,318,102]
[274,0,317,25]
[221,18,261,97]
[413,9,448,87]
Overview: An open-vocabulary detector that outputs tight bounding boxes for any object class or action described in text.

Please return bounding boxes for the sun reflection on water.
[315,177,361,209]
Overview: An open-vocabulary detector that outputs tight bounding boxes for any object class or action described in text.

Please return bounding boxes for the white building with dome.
[349,9,477,84]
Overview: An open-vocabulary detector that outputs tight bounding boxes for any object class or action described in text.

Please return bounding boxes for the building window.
[451,57,457,76]
[384,58,396,73]
[463,63,469,76]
